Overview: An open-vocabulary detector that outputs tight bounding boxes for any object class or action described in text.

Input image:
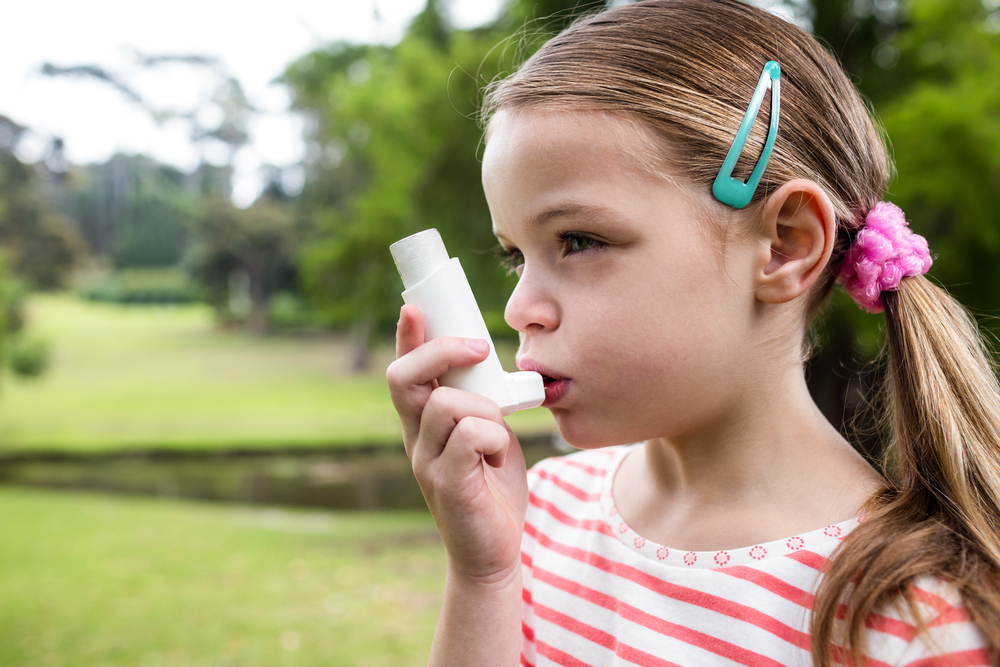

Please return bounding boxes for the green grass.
[0,295,554,453]
[0,487,446,667]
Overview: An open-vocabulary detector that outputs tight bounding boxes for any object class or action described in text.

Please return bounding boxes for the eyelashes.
[496,233,606,275]
[559,232,604,254]
[497,245,524,276]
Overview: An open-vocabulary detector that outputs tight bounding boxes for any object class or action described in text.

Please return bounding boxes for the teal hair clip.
[712,60,781,210]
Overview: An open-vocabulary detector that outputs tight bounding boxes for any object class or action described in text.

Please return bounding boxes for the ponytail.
[812,275,1000,665]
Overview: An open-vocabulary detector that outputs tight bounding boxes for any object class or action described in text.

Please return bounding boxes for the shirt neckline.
[599,444,860,569]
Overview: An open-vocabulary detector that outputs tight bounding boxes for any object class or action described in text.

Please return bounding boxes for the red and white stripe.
[520,446,991,667]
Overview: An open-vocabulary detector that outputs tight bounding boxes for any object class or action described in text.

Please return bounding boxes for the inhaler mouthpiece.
[390,229,545,415]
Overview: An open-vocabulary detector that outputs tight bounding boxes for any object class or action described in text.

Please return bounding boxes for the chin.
[552,413,636,450]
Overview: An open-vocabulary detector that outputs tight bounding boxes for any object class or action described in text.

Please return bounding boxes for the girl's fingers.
[395,304,425,359]
[390,335,489,385]
[440,416,510,477]
[482,422,518,469]
[386,335,490,418]
[388,304,495,461]
[412,386,505,469]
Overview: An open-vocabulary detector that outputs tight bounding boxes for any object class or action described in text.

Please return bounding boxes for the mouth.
[516,358,570,406]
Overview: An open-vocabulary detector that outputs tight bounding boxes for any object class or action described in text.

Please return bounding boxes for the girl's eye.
[497,246,524,276]
[559,233,605,255]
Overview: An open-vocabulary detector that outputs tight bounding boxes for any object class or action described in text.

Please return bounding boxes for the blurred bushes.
[9,335,50,378]
[0,250,50,379]
[78,268,198,305]
[267,292,322,331]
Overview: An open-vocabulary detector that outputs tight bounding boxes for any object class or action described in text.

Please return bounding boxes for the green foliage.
[286,4,526,347]
[409,0,451,47]
[267,291,322,330]
[111,182,191,268]
[503,0,608,32]
[8,335,50,378]
[878,0,1000,331]
[0,254,24,337]
[284,1,622,353]
[63,154,200,268]
[0,153,88,289]
[0,251,50,381]
[0,252,33,380]
[806,0,902,102]
[185,198,300,332]
[78,268,198,304]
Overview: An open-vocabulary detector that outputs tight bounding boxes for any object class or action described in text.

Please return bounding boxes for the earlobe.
[754,179,837,305]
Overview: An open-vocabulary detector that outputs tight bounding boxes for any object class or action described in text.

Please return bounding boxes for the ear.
[753,179,837,305]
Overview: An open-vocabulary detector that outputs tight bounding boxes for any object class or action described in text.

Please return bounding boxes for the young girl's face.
[483,111,768,448]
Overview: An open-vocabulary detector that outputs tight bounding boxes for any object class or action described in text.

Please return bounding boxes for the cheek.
[572,263,744,402]
[582,257,730,352]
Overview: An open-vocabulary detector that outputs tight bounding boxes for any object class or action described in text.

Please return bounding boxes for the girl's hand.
[386,304,528,582]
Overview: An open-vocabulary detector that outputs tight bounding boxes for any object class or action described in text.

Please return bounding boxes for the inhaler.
[390,229,545,416]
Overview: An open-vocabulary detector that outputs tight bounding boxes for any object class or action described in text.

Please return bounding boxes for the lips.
[516,358,570,406]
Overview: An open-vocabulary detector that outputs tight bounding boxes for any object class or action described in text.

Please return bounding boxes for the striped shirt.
[521,445,990,666]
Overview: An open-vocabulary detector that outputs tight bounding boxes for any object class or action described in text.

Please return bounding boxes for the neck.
[644,366,838,505]
[613,345,881,550]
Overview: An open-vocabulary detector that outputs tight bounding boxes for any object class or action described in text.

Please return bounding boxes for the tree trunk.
[348,315,373,373]
[245,260,268,335]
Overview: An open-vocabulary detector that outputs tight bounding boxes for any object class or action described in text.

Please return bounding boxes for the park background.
[1,0,998,665]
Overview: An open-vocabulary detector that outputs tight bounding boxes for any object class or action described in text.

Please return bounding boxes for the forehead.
[483,111,666,220]
[484,109,663,180]
[482,110,723,237]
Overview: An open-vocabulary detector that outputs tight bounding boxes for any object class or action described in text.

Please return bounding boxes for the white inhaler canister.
[390,228,545,416]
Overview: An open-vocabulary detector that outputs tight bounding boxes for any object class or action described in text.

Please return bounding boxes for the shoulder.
[523,446,628,534]
[526,445,626,496]
[866,576,993,666]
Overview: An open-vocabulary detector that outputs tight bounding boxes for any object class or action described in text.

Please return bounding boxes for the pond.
[0,435,566,510]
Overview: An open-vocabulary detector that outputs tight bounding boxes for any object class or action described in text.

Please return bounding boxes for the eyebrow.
[493,204,615,241]
[493,203,620,242]
[527,203,616,229]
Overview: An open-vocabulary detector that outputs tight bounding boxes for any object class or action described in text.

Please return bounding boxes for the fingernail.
[397,306,407,327]
[466,338,489,355]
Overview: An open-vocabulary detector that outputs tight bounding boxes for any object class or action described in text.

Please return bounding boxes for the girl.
[387,1,1000,664]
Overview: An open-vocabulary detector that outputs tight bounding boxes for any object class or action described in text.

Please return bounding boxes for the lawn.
[0,295,554,453]
[0,487,446,667]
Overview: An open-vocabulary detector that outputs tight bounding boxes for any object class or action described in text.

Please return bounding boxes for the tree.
[285,0,614,369]
[879,0,1000,324]
[40,53,255,273]
[0,130,88,289]
[186,198,298,333]
[57,154,199,268]
[502,0,608,32]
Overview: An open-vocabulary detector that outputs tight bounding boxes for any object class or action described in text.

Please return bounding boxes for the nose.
[504,268,559,334]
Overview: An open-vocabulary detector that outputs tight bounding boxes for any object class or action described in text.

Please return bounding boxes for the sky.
[0,0,505,205]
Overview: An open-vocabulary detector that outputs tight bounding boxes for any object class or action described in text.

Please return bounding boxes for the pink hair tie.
[837,202,933,314]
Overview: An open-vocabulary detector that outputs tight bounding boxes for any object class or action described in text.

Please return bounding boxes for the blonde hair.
[483,0,1000,663]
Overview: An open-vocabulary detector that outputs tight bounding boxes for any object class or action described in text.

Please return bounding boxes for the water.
[0,436,565,509]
